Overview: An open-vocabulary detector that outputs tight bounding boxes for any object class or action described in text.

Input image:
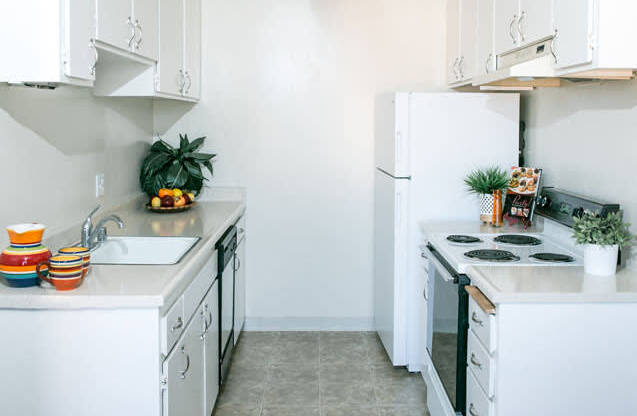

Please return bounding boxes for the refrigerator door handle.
[376,168,411,180]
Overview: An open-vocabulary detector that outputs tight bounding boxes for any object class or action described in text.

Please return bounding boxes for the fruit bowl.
[145,202,196,214]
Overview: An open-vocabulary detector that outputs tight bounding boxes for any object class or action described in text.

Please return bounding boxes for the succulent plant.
[464,167,510,195]
[572,211,634,248]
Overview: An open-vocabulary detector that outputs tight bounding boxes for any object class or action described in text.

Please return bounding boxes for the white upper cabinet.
[447,0,461,83]
[459,0,478,81]
[132,0,159,60]
[476,0,495,77]
[0,0,95,86]
[494,0,520,55]
[184,0,202,99]
[158,0,185,96]
[96,0,158,60]
[447,0,478,85]
[518,0,553,46]
[96,0,133,52]
[552,0,594,70]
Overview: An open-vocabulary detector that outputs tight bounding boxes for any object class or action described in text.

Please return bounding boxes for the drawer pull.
[470,353,483,369]
[471,312,484,326]
[171,317,183,332]
[179,346,190,379]
[469,403,480,416]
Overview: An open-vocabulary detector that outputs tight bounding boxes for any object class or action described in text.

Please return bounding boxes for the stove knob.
[572,207,584,218]
[536,195,550,208]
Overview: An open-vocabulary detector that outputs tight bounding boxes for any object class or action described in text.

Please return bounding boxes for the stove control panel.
[535,187,620,228]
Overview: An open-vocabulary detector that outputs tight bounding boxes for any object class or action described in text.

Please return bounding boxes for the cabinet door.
[494,0,519,55]
[518,0,552,46]
[157,0,184,95]
[132,0,158,60]
[447,0,461,83]
[476,0,495,76]
[203,282,219,416]
[162,311,204,416]
[234,238,246,345]
[64,0,96,81]
[459,0,478,81]
[96,0,134,51]
[553,0,594,69]
[183,0,201,99]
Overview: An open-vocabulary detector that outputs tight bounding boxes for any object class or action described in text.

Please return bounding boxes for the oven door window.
[430,267,459,409]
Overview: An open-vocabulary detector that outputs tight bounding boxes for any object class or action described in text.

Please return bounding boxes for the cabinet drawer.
[468,291,496,353]
[183,254,217,321]
[161,297,185,355]
[467,369,495,416]
[468,329,495,398]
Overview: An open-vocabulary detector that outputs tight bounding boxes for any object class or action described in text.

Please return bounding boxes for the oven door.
[425,244,469,415]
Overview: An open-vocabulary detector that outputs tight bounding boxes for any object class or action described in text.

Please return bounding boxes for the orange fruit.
[158,188,173,198]
[174,196,186,207]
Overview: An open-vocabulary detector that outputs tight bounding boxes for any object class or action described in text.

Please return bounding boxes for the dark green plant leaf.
[141,152,171,177]
[179,134,188,153]
[166,160,188,188]
[150,139,174,154]
[186,136,206,153]
[184,160,203,179]
[202,160,214,177]
[184,175,203,195]
[185,152,216,162]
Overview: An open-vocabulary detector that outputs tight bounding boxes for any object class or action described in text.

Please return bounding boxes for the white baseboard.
[244,317,375,331]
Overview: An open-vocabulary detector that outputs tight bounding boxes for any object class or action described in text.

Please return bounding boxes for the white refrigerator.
[374,92,519,368]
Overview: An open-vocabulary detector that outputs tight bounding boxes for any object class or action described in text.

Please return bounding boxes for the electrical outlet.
[96,173,105,197]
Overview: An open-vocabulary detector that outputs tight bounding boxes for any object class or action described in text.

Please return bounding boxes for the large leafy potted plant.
[140,134,216,197]
[464,167,510,223]
[573,211,633,276]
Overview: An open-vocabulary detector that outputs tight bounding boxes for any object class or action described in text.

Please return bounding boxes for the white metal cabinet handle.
[184,71,192,95]
[178,346,190,379]
[509,15,518,43]
[127,17,136,49]
[485,53,492,74]
[457,56,464,79]
[470,353,483,369]
[178,69,186,95]
[469,403,480,416]
[471,312,484,326]
[134,19,143,49]
[233,257,241,272]
[452,57,460,80]
[171,316,183,332]
[550,28,559,63]
[89,39,98,76]
[517,11,526,42]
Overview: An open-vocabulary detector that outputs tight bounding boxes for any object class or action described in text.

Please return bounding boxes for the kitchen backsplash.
[0,85,153,248]
[522,79,637,269]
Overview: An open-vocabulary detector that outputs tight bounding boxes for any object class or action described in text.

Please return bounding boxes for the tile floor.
[213,331,429,416]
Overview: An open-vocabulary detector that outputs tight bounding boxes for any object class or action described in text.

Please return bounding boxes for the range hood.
[473,37,560,89]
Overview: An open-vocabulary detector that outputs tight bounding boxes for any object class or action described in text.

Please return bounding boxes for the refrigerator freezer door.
[375,93,411,177]
[374,169,409,365]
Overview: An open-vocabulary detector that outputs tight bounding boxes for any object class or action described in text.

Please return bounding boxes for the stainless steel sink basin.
[90,236,201,265]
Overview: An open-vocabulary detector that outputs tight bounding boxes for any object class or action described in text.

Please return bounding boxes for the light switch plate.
[96,173,105,197]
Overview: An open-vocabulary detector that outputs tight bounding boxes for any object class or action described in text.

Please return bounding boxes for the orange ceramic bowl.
[7,224,45,245]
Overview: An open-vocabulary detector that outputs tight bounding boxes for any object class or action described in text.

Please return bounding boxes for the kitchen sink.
[90,236,201,265]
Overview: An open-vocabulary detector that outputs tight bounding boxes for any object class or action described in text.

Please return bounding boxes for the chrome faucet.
[81,205,125,249]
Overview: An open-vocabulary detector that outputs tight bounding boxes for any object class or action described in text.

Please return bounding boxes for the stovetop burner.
[493,235,542,246]
[529,253,575,263]
[446,235,482,244]
[464,249,520,262]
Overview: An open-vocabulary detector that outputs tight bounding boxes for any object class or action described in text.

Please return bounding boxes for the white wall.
[154,0,446,328]
[522,80,637,267]
[0,85,153,248]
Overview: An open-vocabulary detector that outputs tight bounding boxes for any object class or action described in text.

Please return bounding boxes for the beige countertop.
[467,265,637,304]
[0,199,246,312]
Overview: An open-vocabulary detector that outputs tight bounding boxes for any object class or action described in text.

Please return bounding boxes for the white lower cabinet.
[233,236,246,345]
[203,282,220,416]
[162,307,205,416]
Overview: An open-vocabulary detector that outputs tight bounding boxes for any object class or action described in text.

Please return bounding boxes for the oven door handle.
[423,245,456,283]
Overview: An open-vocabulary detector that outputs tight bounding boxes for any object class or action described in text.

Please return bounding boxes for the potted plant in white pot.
[464,167,510,223]
[573,211,633,276]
